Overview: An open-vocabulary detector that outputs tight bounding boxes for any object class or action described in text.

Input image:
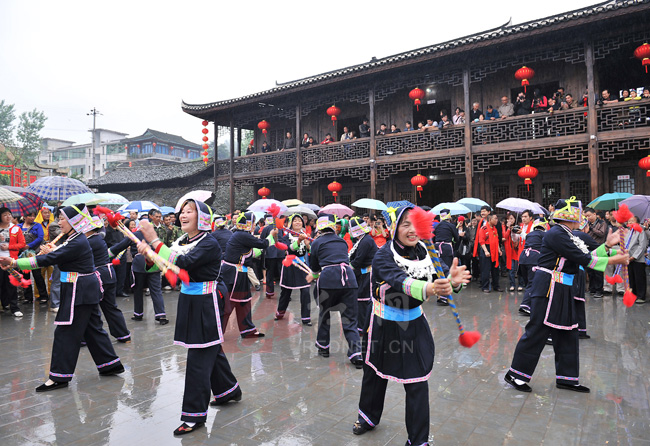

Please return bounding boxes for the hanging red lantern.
[258,187,271,199]
[202,120,209,126]
[202,144,209,150]
[129,161,132,167]
[258,120,270,138]
[327,180,342,202]
[639,155,650,177]
[202,128,209,135]
[326,105,341,126]
[202,136,208,142]
[124,144,128,151]
[514,66,535,93]
[409,88,426,111]
[152,142,156,148]
[410,174,428,198]
[518,164,539,191]
[136,144,140,148]
[187,149,191,155]
[634,43,650,73]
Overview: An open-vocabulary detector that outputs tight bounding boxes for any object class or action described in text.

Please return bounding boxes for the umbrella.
[619,195,650,221]
[496,198,545,215]
[97,193,129,205]
[0,187,26,204]
[62,192,105,206]
[159,206,176,215]
[118,201,160,213]
[587,192,632,210]
[27,176,92,201]
[457,197,490,212]
[176,190,214,211]
[283,205,317,220]
[319,203,354,218]
[282,199,304,207]
[381,200,415,225]
[431,202,472,215]
[248,199,288,214]
[351,198,388,211]
[2,187,43,215]
[303,203,321,212]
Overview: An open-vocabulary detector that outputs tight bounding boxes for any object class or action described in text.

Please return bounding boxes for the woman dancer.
[348,216,377,333]
[0,205,124,391]
[353,205,470,445]
[137,199,240,436]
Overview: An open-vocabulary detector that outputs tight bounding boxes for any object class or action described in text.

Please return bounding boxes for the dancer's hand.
[0,256,12,267]
[139,220,157,242]
[449,258,472,287]
[306,274,314,283]
[605,228,620,248]
[428,278,452,297]
[608,252,629,265]
[136,240,149,256]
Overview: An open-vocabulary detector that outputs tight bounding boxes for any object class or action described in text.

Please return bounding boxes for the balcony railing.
[376,127,464,156]
[597,100,650,132]
[302,139,370,165]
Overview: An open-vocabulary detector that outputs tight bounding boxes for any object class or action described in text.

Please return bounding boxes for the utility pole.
[87,108,101,180]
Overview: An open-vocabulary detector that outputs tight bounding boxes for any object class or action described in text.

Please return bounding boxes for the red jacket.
[478,223,500,267]
[504,228,524,269]
[5,224,26,259]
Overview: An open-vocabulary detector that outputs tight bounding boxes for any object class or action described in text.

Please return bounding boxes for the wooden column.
[463,69,474,198]
[369,88,377,199]
[229,120,235,214]
[237,128,242,157]
[213,122,218,191]
[585,40,599,201]
[295,104,302,200]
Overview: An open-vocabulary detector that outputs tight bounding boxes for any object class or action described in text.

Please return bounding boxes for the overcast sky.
[1,0,597,147]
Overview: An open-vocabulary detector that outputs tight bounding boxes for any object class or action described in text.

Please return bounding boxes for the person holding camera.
[504,214,525,292]
[514,92,531,116]
[370,216,389,248]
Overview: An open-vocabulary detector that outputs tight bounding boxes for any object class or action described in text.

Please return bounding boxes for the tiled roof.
[182,0,648,114]
[121,129,202,149]
[88,159,213,186]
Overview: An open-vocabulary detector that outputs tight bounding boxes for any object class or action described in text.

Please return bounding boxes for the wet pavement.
[0,282,648,446]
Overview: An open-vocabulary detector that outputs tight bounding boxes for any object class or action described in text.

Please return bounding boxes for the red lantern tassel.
[522,79,529,93]
[415,99,421,112]
[417,185,423,198]
[333,191,338,202]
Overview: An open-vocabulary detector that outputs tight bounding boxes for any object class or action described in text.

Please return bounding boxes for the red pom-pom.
[178,269,190,285]
[629,223,643,233]
[459,331,481,348]
[267,203,282,218]
[606,274,623,284]
[164,270,177,288]
[9,275,20,287]
[111,258,121,266]
[275,218,286,229]
[409,207,435,240]
[275,242,288,251]
[623,290,637,307]
[94,206,124,228]
[20,278,31,288]
[613,204,633,224]
[282,257,293,267]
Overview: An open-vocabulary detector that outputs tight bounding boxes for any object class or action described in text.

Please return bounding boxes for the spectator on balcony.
[403,121,413,131]
[547,97,561,114]
[556,87,566,104]
[301,133,310,148]
[341,126,353,141]
[560,93,577,110]
[485,105,500,120]
[417,121,425,130]
[281,132,295,151]
[321,133,334,144]
[618,89,630,101]
[498,96,514,118]
[439,114,451,129]
[452,107,463,125]
[532,89,548,113]
[598,89,618,105]
[359,119,371,138]
[514,92,531,115]
[390,124,401,134]
[439,109,448,123]
[469,102,482,121]
[261,141,272,153]
[375,124,388,136]
[642,88,650,99]
[308,136,316,146]
[423,119,438,129]
[246,140,256,155]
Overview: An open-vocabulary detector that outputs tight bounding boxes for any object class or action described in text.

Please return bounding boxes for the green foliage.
[16,109,47,164]
[0,100,16,145]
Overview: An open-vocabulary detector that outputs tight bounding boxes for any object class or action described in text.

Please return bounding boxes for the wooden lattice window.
[398,191,413,202]
[492,185,509,208]
[612,178,635,195]
[516,184,534,201]
[339,195,352,208]
[541,182,561,208]
[458,187,467,199]
[569,180,590,205]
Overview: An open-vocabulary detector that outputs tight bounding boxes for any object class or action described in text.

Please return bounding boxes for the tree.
[16,109,47,164]
[0,100,16,146]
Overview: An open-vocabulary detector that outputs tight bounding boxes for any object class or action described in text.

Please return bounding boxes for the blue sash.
[373,300,422,321]
[181,281,219,295]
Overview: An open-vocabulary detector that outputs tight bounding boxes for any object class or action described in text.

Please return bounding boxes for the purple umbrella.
[619,195,650,221]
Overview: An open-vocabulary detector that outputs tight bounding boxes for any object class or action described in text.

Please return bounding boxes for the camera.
[512,225,521,234]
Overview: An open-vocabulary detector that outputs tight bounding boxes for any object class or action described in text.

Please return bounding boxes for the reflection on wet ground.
[0,282,648,445]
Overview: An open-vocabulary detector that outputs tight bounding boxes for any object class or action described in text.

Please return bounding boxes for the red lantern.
[202,128,209,135]
[202,120,209,126]
[327,180,342,202]
[258,187,271,199]
[409,88,426,111]
[639,155,650,177]
[634,43,650,73]
[187,149,190,155]
[515,66,535,93]
[202,151,208,156]
[410,174,428,198]
[202,144,208,150]
[202,136,208,142]
[152,142,156,148]
[258,120,270,138]
[129,161,132,167]
[518,164,539,191]
[326,105,341,126]
[124,144,128,151]
[136,144,140,148]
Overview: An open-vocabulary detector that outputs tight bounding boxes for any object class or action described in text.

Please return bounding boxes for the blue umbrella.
[159,206,176,215]
[587,192,632,210]
[431,202,472,215]
[118,201,160,213]
[27,176,92,201]
[457,197,490,212]
[352,198,388,211]
[382,200,415,225]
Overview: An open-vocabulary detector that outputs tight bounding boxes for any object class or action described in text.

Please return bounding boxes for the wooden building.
[184,1,650,212]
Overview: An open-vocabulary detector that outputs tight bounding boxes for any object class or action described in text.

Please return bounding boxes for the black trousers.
[114,258,127,295]
[181,344,239,423]
[22,268,49,302]
[519,265,535,310]
[507,295,580,386]
[316,287,361,358]
[628,262,647,301]
[265,258,282,296]
[357,362,430,445]
[50,304,121,382]
[357,300,371,334]
[100,281,130,340]
[222,297,256,336]
[0,268,20,312]
[133,272,165,317]
[586,269,603,295]
[479,250,500,291]
[575,299,586,333]
[276,286,311,321]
